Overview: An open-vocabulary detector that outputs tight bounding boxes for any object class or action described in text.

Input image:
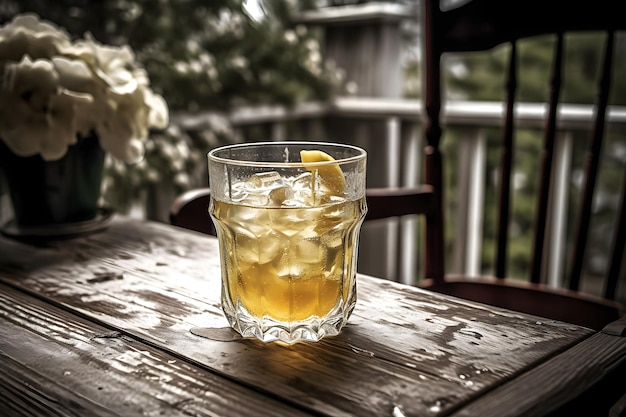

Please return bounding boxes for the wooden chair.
[415,0,625,330]
[170,0,626,331]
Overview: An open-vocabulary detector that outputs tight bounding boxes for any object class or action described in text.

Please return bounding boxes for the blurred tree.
[0,0,337,109]
[0,0,340,216]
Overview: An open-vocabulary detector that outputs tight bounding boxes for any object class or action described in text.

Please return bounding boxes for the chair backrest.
[169,186,436,236]
[169,188,217,236]
[422,0,626,300]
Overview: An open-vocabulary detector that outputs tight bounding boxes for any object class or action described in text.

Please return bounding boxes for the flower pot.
[0,133,105,228]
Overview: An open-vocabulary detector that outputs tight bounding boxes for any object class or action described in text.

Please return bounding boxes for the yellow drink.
[208,142,367,343]
[211,197,366,322]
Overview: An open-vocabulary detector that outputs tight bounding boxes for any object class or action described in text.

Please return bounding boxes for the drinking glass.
[208,141,367,344]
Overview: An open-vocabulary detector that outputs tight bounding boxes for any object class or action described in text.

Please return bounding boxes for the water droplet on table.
[427,397,452,413]
[392,405,406,417]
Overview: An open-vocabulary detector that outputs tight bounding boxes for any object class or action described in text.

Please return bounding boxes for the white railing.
[172,97,626,287]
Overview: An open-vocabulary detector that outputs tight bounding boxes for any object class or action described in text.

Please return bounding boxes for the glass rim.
[207,141,366,168]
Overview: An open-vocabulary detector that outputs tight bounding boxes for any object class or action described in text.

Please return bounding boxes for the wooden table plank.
[0,217,597,417]
[450,330,626,417]
[0,282,317,417]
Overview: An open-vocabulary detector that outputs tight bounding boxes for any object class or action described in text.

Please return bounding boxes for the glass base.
[223,298,356,344]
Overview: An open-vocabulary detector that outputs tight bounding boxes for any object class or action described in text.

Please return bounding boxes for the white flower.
[0,13,169,163]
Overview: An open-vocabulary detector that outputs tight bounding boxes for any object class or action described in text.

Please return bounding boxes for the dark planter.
[0,133,105,227]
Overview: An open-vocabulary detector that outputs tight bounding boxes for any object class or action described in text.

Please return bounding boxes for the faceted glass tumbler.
[208,141,367,344]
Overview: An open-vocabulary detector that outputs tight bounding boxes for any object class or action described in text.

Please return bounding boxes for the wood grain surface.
[1,216,623,417]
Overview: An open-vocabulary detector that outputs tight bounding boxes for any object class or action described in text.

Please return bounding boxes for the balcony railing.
[172,97,626,296]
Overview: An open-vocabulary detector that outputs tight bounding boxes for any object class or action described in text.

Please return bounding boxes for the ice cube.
[236,230,284,265]
[294,238,325,264]
[256,231,285,264]
[235,172,290,207]
[276,264,305,280]
[315,206,345,234]
[239,193,270,206]
[229,206,273,237]
[248,171,282,188]
[230,181,248,202]
[322,230,343,249]
[286,172,313,206]
[291,172,313,189]
[229,205,258,225]
[269,185,292,206]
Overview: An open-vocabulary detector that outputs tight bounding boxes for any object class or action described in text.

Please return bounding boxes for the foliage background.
[0,0,341,216]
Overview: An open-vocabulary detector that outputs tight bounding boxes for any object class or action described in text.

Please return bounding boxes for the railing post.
[386,116,401,186]
[384,116,401,280]
[271,122,287,141]
[400,121,422,284]
[545,131,573,288]
[454,128,485,277]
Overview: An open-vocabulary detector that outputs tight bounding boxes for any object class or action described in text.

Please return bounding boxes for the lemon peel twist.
[300,149,346,197]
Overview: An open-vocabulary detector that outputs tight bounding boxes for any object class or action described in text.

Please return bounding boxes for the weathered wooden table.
[1,215,624,417]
